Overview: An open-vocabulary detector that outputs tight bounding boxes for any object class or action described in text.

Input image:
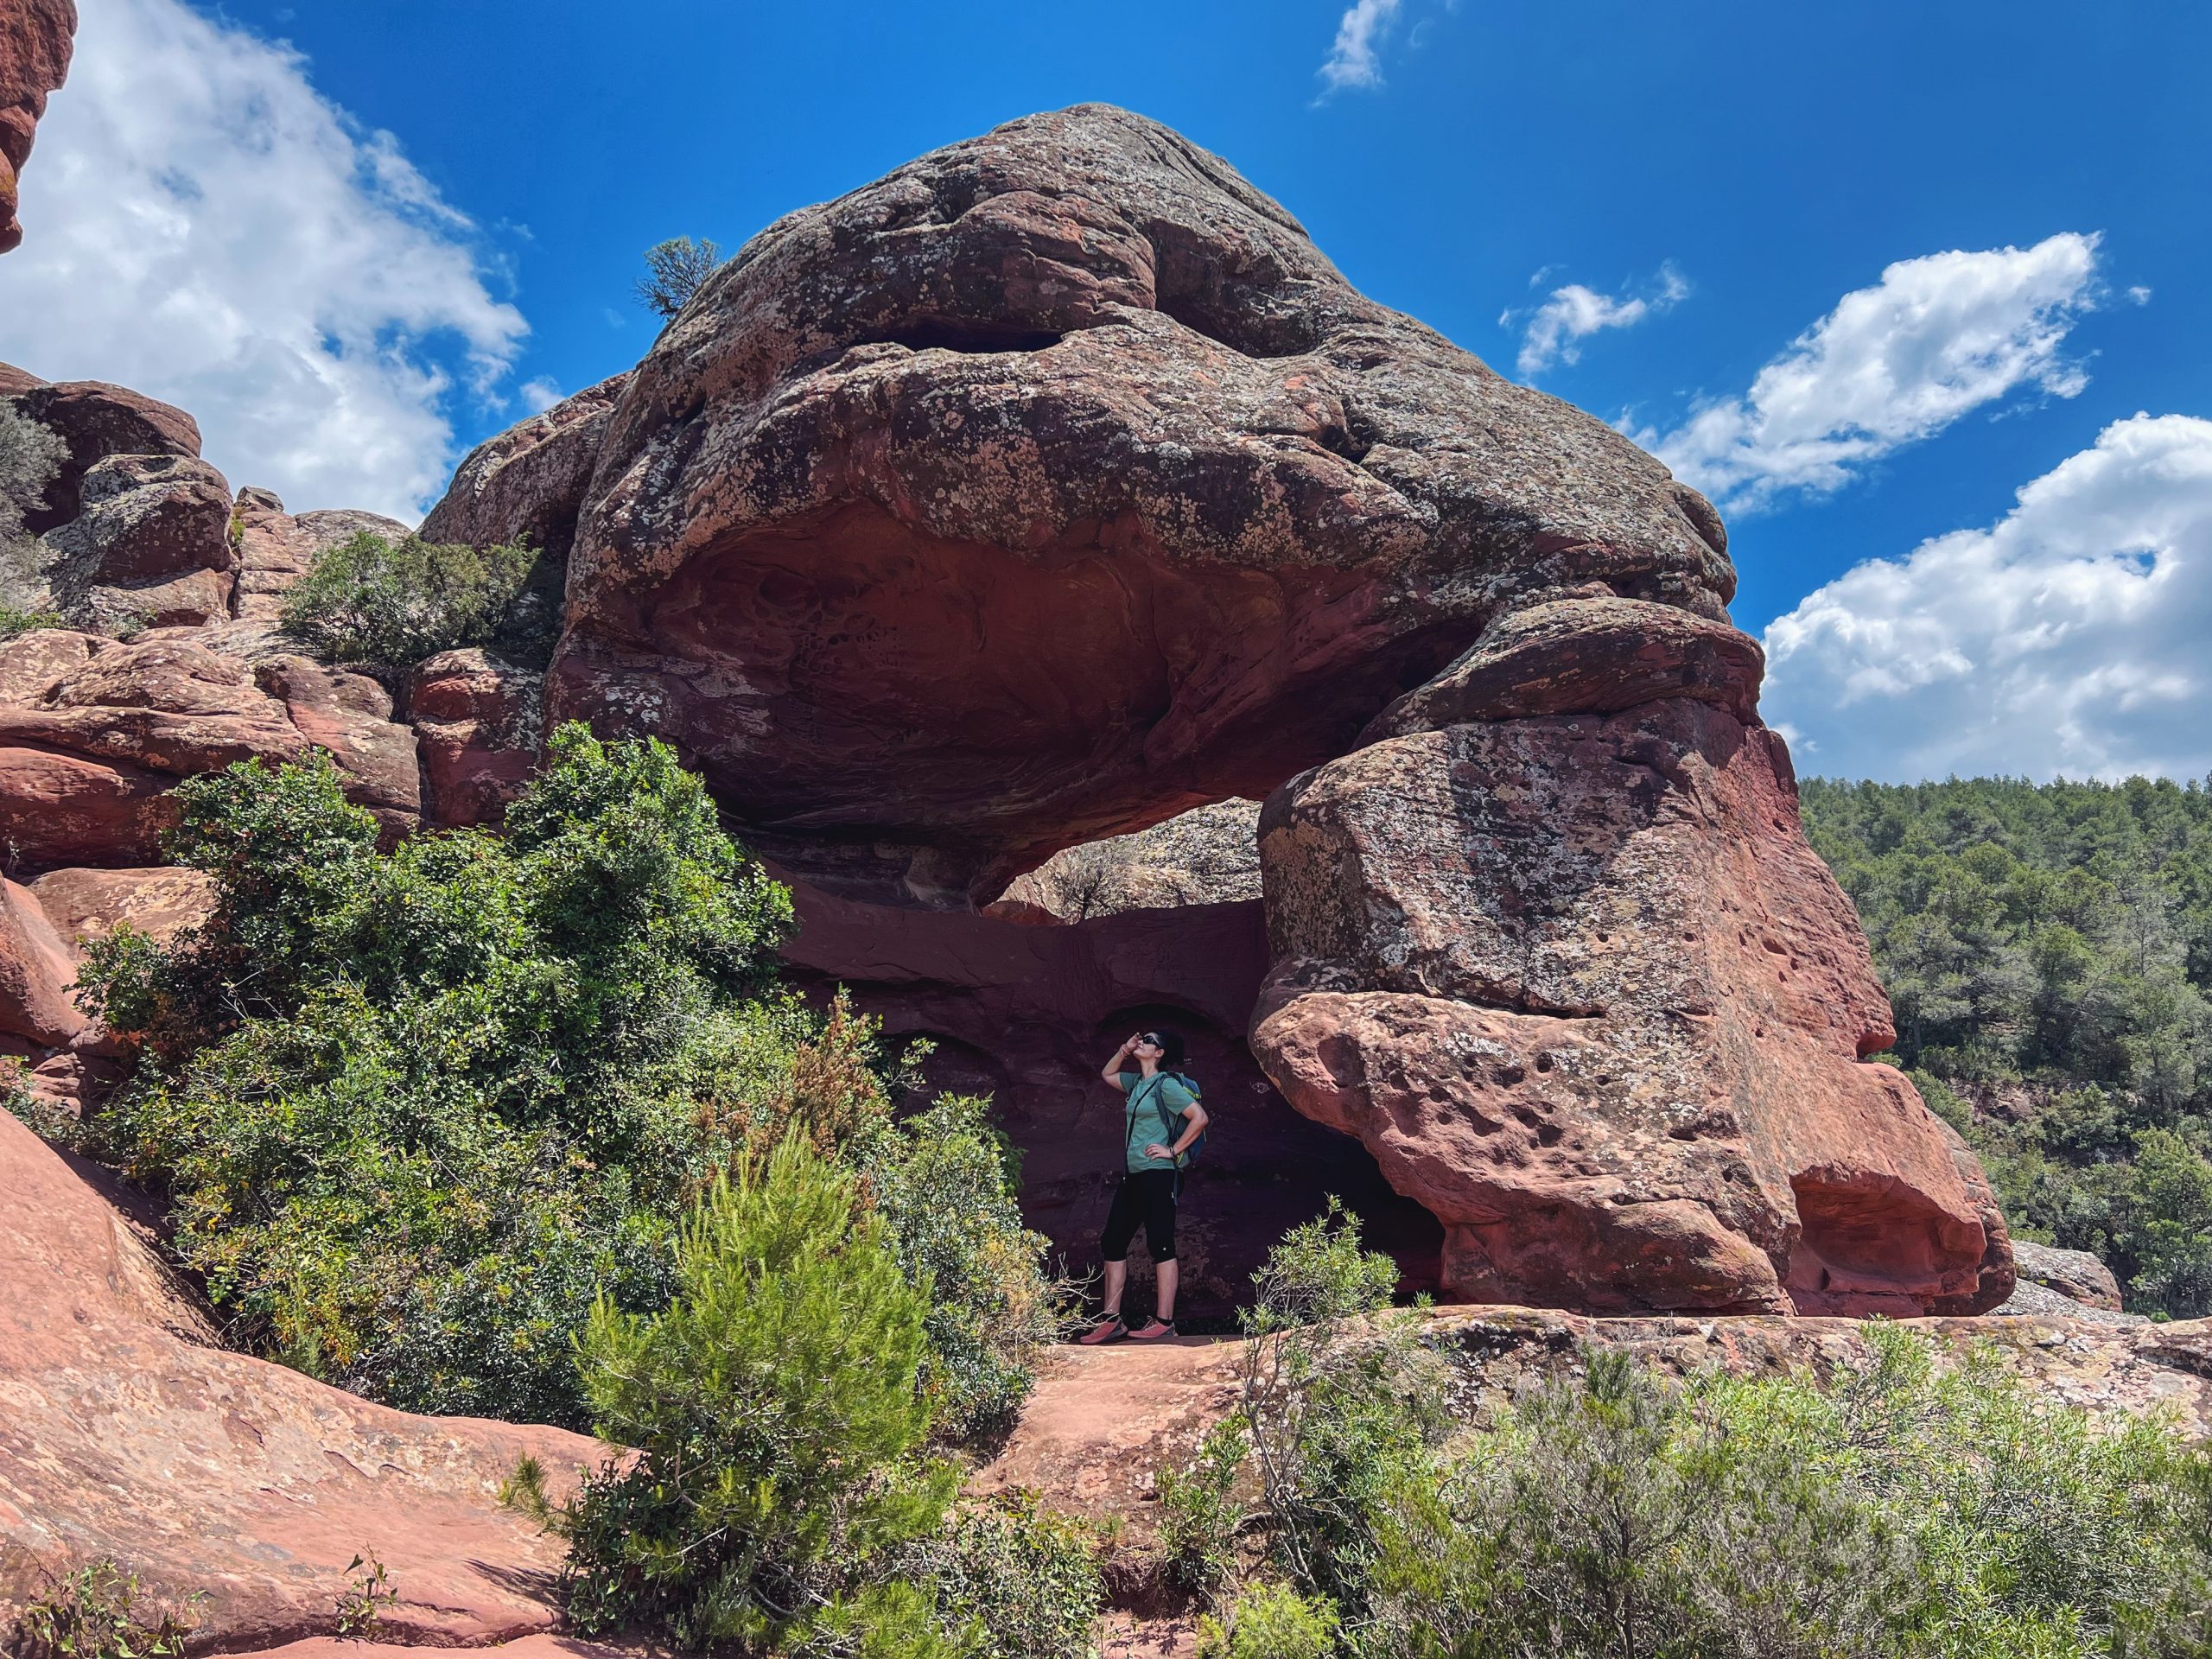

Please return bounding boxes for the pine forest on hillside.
[1800,775,2212,1318]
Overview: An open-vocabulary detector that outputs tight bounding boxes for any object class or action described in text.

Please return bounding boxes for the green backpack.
[1132,1071,1207,1166]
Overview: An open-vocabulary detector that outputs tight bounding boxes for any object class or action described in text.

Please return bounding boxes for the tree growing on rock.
[634,235,721,321]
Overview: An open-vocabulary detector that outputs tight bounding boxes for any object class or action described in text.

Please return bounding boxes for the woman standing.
[1080,1027,1207,1344]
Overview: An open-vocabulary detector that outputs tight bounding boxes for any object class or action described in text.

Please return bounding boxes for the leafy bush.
[0,402,64,547]
[1235,1200,1444,1609]
[1194,1582,1340,1659]
[901,1492,1103,1659]
[10,1557,202,1659]
[1356,1327,2212,1659]
[510,1138,956,1656]
[276,530,550,667]
[1157,1417,1249,1597]
[866,1092,1065,1441]
[78,726,819,1423]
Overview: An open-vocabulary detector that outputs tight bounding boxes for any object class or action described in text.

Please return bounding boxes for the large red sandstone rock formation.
[0,0,73,254]
[541,105,1730,906]
[0,1111,597,1648]
[415,105,2006,1315]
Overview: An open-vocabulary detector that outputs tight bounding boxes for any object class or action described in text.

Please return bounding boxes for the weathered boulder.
[409,647,543,827]
[27,864,217,948]
[2010,1239,2126,1313]
[1251,698,2011,1315]
[0,1109,599,1649]
[0,874,80,1046]
[1359,594,1764,741]
[0,374,201,533]
[420,372,630,565]
[546,105,1731,902]
[0,631,419,867]
[985,798,1262,925]
[229,486,410,622]
[0,0,74,255]
[41,452,236,628]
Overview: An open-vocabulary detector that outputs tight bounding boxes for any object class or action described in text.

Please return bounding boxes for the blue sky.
[3,1,2208,784]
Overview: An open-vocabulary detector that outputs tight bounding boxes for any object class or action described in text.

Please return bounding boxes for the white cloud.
[1510,264,1688,378]
[0,0,526,518]
[1318,0,1402,94]
[518,376,564,415]
[1643,233,2103,513]
[1763,412,2212,782]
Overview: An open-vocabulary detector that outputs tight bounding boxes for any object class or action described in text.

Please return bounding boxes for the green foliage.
[1800,775,2212,1316]
[1194,1583,1341,1659]
[276,529,552,667]
[1157,1417,1249,1596]
[0,402,64,547]
[333,1552,397,1640]
[866,1092,1065,1441]
[1354,1327,2212,1659]
[512,1138,955,1655]
[10,1559,201,1659]
[902,1493,1103,1659]
[76,725,816,1424]
[635,234,722,320]
[0,603,64,639]
[1235,1201,1446,1611]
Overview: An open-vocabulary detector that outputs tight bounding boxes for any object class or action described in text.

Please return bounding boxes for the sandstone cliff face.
[542,105,1731,905]
[0,1111,596,1649]
[0,0,73,255]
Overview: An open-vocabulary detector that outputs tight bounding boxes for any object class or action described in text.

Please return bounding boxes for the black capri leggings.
[1101,1167,1180,1263]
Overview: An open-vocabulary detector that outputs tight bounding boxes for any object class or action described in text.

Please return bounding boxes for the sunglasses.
[1136,1033,1165,1048]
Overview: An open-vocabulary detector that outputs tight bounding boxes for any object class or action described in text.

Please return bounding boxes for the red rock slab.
[1251,698,2012,1316]
[0,632,420,865]
[409,648,543,828]
[0,1110,604,1650]
[0,874,80,1044]
[27,865,216,948]
[252,1641,633,1659]
[546,105,1732,898]
[1360,594,1765,742]
[228,490,409,623]
[420,372,630,565]
[0,0,75,255]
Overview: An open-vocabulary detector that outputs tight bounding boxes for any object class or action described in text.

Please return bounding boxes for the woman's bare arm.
[1101,1034,1138,1090]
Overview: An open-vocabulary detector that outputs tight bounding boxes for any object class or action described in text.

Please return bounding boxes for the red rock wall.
[0,0,73,254]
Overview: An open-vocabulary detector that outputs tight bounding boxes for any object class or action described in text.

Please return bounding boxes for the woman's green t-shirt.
[1119,1070,1197,1173]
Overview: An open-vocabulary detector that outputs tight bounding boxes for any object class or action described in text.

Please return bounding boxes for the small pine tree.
[634,236,722,321]
[516,1136,957,1652]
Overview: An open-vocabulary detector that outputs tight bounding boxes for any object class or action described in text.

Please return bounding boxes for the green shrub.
[11,1557,202,1659]
[0,603,64,639]
[903,1492,1103,1659]
[1157,1416,1249,1598]
[866,1092,1065,1442]
[1356,1328,2212,1659]
[1235,1200,1444,1609]
[77,726,815,1424]
[512,1138,956,1655]
[635,235,722,320]
[276,530,550,667]
[1194,1582,1339,1659]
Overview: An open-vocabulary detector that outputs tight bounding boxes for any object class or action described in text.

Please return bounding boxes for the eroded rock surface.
[1252,697,2011,1315]
[985,798,1261,925]
[0,0,75,255]
[546,105,1732,902]
[2010,1239,2126,1313]
[41,452,236,630]
[410,647,544,827]
[0,630,420,867]
[0,373,201,533]
[0,1111,599,1649]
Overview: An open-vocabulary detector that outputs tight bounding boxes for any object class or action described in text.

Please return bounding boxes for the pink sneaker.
[1078,1315,1127,1345]
[1126,1318,1178,1342]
